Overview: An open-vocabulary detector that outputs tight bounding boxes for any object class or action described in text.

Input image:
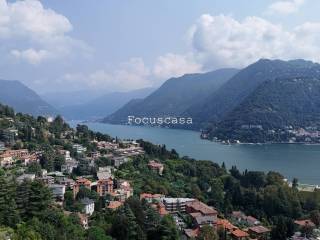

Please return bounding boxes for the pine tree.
[16,180,31,219]
[27,181,52,218]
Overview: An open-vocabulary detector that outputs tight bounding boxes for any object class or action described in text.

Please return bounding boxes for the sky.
[1,0,320,93]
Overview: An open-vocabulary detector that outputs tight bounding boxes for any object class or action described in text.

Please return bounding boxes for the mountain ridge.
[0,79,57,116]
[103,68,239,124]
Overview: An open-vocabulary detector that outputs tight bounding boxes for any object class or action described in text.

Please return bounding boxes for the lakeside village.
[0,136,277,240]
[1,116,320,239]
[201,125,320,144]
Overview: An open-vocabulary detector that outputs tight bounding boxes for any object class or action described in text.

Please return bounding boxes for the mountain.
[0,79,57,116]
[104,68,239,124]
[59,88,154,120]
[185,59,320,127]
[41,89,108,108]
[198,59,320,143]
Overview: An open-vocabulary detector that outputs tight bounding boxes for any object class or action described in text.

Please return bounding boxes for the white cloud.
[0,0,89,64]
[188,14,320,69]
[61,58,152,92]
[59,55,204,91]
[153,53,202,79]
[11,48,51,65]
[267,0,306,15]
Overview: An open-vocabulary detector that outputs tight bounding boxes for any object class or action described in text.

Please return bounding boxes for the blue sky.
[1,0,320,93]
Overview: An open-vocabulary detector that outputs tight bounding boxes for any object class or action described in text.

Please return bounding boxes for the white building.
[162,198,195,213]
[97,166,114,180]
[61,159,78,174]
[81,198,95,215]
[17,173,36,183]
[72,144,87,154]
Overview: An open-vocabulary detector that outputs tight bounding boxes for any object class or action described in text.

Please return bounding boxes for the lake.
[70,121,320,185]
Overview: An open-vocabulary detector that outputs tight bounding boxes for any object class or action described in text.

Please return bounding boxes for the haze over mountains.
[0,80,57,116]
[58,88,154,120]
[0,79,153,120]
[104,68,239,124]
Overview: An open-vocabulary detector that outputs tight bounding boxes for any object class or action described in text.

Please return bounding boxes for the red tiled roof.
[231,229,249,238]
[248,226,270,234]
[107,201,123,209]
[217,219,237,231]
[232,211,245,218]
[148,160,163,168]
[246,216,258,222]
[140,193,164,200]
[294,219,316,228]
[186,200,218,215]
[184,228,200,238]
[76,178,92,185]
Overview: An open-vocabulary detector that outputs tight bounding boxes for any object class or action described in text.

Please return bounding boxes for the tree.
[208,178,224,210]
[271,216,294,240]
[292,178,299,189]
[87,226,112,240]
[26,181,52,218]
[157,215,179,240]
[197,225,218,240]
[13,223,42,240]
[311,210,320,227]
[54,155,65,171]
[26,162,42,176]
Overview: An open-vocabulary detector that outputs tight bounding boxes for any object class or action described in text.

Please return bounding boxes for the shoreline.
[70,120,320,146]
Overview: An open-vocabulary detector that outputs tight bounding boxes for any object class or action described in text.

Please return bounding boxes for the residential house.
[112,156,129,167]
[0,153,13,167]
[183,228,200,239]
[111,180,133,202]
[231,229,249,240]
[61,159,78,174]
[231,211,260,226]
[97,141,119,150]
[59,150,72,161]
[194,215,217,228]
[20,154,39,166]
[140,193,165,203]
[97,178,114,196]
[217,219,238,238]
[148,160,164,175]
[107,201,123,210]
[294,219,316,231]
[37,176,55,185]
[81,198,95,215]
[245,216,260,226]
[97,166,113,180]
[162,198,195,213]
[57,177,75,189]
[186,200,218,217]
[72,144,87,154]
[6,149,29,159]
[73,178,92,198]
[247,226,270,240]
